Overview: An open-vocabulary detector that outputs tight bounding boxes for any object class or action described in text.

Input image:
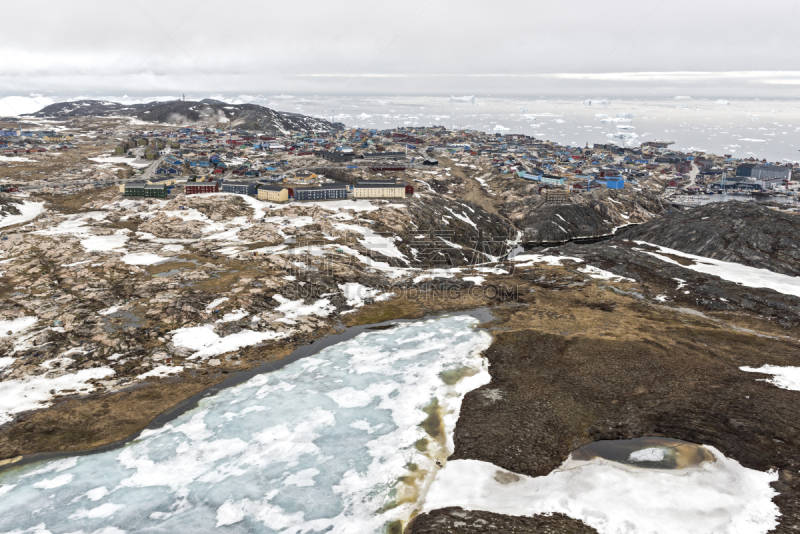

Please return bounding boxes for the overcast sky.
[4,0,800,98]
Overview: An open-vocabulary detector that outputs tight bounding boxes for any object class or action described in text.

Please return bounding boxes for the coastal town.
[1,98,800,534]
[2,100,799,210]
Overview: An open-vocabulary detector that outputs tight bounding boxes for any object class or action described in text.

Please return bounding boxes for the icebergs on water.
[715,99,730,105]
[675,95,693,100]
[0,316,492,532]
[450,95,475,103]
[583,99,610,106]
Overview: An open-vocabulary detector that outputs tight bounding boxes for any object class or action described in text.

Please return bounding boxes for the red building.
[185,181,220,195]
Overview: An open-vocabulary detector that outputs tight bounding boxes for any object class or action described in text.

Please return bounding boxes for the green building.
[123,182,147,197]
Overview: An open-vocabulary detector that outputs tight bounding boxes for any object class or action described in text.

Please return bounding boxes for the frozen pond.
[570,436,714,469]
[0,315,492,533]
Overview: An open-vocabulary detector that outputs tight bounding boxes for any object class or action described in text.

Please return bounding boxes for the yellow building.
[149,177,177,186]
[257,185,289,202]
[353,182,405,199]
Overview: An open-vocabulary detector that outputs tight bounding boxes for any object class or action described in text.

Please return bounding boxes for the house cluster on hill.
[110,122,798,203]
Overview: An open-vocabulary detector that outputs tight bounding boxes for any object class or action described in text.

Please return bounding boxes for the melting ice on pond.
[422,437,780,534]
[0,315,492,533]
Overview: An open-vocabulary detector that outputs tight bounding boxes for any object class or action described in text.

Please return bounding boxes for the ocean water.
[0,316,492,533]
[265,95,800,163]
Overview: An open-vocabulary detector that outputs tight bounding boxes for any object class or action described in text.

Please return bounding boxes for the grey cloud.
[2,0,800,97]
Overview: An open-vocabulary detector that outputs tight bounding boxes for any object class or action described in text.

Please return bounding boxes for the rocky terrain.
[3,112,800,532]
[28,99,341,133]
[0,194,21,217]
[622,202,800,276]
[405,203,800,532]
[407,508,599,533]
[421,155,669,245]
[0,184,519,459]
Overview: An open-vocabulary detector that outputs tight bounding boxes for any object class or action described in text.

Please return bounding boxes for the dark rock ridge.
[331,194,517,270]
[400,197,515,266]
[406,508,599,533]
[446,326,800,532]
[620,202,800,276]
[28,99,342,134]
[558,239,800,327]
[518,193,666,244]
[0,194,21,218]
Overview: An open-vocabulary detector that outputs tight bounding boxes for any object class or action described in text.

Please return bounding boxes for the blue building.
[605,177,625,189]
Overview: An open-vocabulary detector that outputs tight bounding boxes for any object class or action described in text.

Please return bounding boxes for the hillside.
[28,99,341,134]
[620,202,800,276]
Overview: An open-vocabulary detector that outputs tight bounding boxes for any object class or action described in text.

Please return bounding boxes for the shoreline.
[0,306,496,476]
